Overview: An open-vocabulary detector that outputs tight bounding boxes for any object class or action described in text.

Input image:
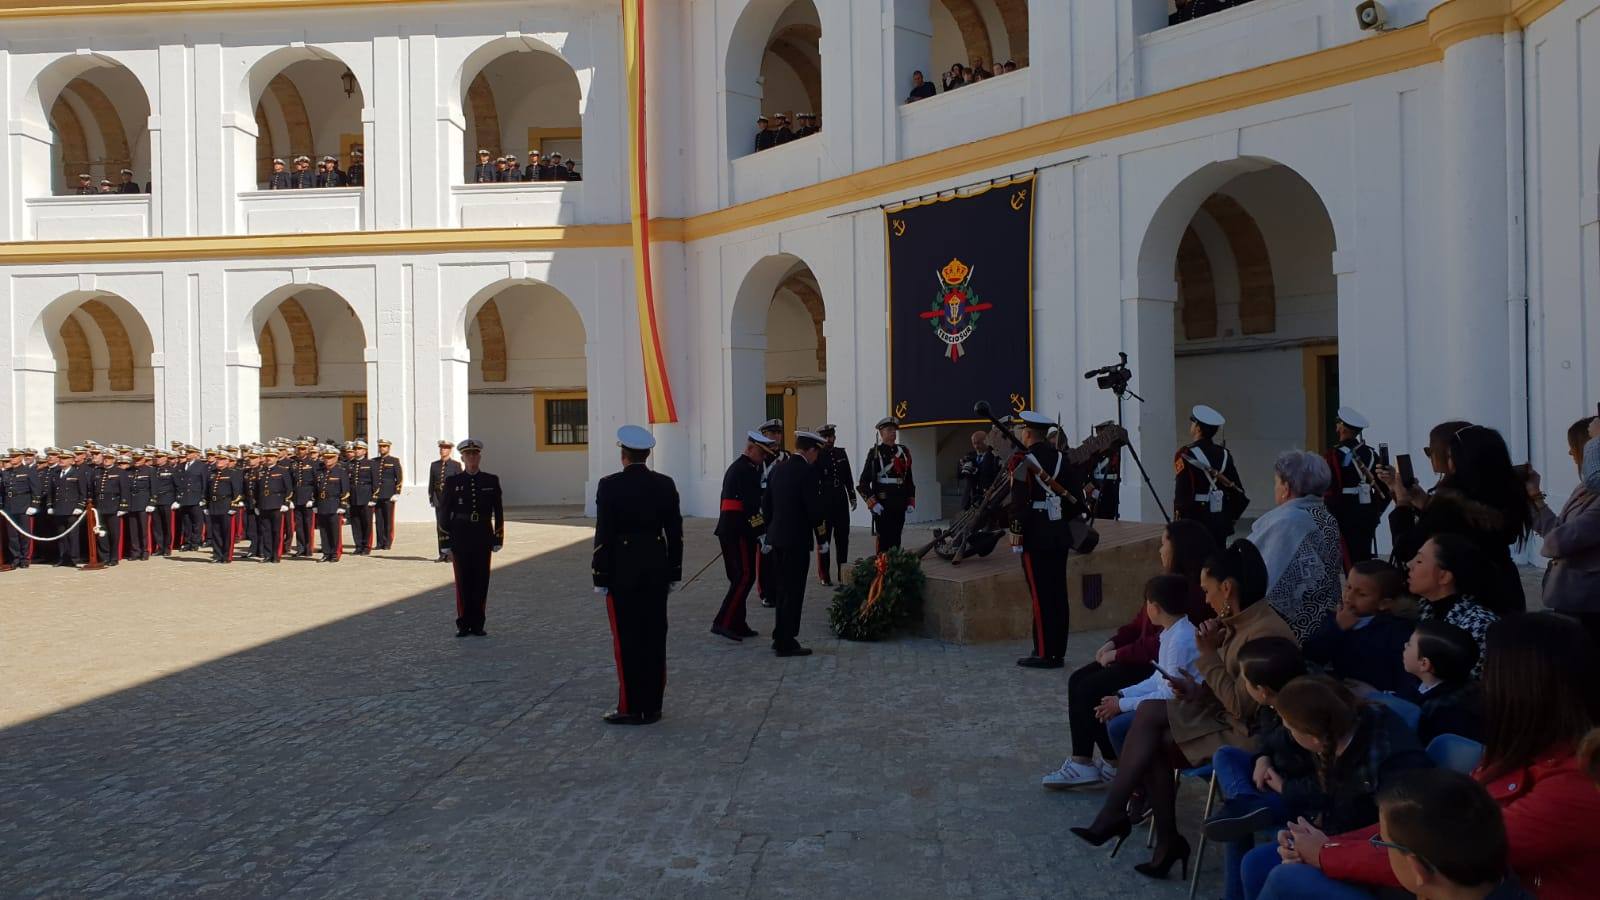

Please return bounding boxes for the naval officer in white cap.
[1010,411,1082,669]
[439,438,504,637]
[1324,406,1388,563]
[591,425,683,724]
[1174,404,1248,546]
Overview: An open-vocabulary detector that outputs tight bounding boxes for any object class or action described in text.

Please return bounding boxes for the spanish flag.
[624,0,678,423]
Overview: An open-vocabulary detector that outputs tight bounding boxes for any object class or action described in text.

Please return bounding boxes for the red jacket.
[1319,746,1600,899]
[1110,588,1215,665]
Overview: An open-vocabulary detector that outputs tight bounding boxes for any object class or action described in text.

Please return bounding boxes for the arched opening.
[897,0,1027,105]
[246,49,365,189]
[729,255,828,451]
[462,281,589,505]
[253,288,369,442]
[1138,160,1338,520]
[26,56,151,196]
[458,39,583,183]
[727,0,823,159]
[38,293,157,445]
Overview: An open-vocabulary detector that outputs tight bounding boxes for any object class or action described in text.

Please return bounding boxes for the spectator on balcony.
[474,149,495,183]
[907,70,937,103]
[772,113,796,145]
[74,173,95,195]
[96,178,114,194]
[499,156,523,183]
[317,155,345,188]
[794,113,817,139]
[346,147,364,188]
[117,169,141,194]
[266,159,290,190]
[754,116,778,153]
[944,63,968,92]
[523,150,544,182]
[291,156,317,189]
[544,153,569,181]
[1003,60,1018,74]
[970,57,992,80]
[563,158,582,181]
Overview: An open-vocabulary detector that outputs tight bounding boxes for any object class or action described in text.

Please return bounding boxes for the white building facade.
[0,0,1596,526]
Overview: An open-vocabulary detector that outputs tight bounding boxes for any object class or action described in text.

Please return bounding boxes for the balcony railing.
[450,182,582,228]
[237,187,365,235]
[25,195,151,240]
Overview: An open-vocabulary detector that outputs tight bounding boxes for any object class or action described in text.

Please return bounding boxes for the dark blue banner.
[885,175,1035,428]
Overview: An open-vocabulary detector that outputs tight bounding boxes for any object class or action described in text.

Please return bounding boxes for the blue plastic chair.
[1426,734,1484,774]
[1368,691,1422,732]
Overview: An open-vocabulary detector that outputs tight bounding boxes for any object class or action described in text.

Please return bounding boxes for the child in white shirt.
[1097,574,1205,720]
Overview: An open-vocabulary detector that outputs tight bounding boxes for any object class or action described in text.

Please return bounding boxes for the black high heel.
[1069,815,1133,858]
[1134,834,1192,880]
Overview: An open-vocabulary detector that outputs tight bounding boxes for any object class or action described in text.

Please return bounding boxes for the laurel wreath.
[827,548,927,641]
[929,286,983,330]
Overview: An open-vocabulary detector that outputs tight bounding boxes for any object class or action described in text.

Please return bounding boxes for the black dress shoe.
[471,628,487,636]
[736,626,760,638]
[641,712,662,724]
[1016,656,1065,669]
[710,626,743,642]
[603,710,645,725]
[456,628,471,638]
[775,645,813,658]
[1202,798,1279,842]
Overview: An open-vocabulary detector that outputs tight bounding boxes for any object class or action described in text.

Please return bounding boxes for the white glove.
[25,507,37,516]
[171,502,179,510]
[227,510,236,516]
[72,507,84,516]
[145,506,155,513]
[305,500,314,508]
[759,535,772,555]
[116,511,125,517]
[593,587,607,595]
[368,500,376,506]
[667,582,680,593]
[280,504,290,512]
[869,504,881,517]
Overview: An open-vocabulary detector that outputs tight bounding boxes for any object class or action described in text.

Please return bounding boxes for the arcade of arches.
[254,288,370,444]
[251,57,365,189]
[47,294,155,446]
[461,43,583,182]
[39,59,151,195]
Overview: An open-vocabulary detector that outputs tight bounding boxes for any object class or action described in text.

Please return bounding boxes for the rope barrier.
[0,508,89,542]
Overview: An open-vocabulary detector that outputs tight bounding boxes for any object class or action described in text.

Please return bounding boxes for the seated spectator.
[1376,769,1533,900]
[1247,450,1344,641]
[1071,540,1293,879]
[1530,416,1600,647]
[1045,520,1215,789]
[943,63,966,92]
[1251,612,1600,900]
[1302,560,1415,694]
[1400,620,1484,745]
[906,70,937,103]
[1096,575,1202,710]
[1405,534,1499,678]
[1583,419,1600,492]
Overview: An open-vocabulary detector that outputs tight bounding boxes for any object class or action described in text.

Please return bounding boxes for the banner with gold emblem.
[884,174,1035,428]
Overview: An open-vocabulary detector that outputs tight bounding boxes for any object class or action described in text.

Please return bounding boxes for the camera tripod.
[1084,354,1171,524]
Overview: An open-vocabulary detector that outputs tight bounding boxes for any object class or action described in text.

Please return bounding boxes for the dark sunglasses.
[1368,833,1434,872]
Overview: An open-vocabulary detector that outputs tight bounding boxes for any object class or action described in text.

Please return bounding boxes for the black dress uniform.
[1173,438,1246,547]
[256,463,292,562]
[3,461,41,567]
[815,434,856,584]
[428,451,463,560]
[349,454,375,554]
[1091,452,1122,520]
[1009,415,1081,667]
[240,462,262,557]
[474,157,496,183]
[1324,425,1386,564]
[857,435,915,553]
[958,445,1001,511]
[291,454,319,557]
[126,463,153,560]
[346,158,365,187]
[266,167,291,190]
[711,446,768,639]
[441,458,505,636]
[755,445,789,605]
[762,439,827,656]
[205,465,240,563]
[317,163,346,188]
[591,427,683,722]
[151,458,177,555]
[177,456,208,549]
[50,463,87,566]
[315,457,349,561]
[93,465,129,565]
[372,448,402,550]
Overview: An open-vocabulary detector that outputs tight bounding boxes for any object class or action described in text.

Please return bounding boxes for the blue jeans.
[1107,711,1135,757]
[1216,746,1290,900]
[1249,852,1375,900]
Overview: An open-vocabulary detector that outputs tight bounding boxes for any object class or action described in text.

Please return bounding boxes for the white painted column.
[0,47,18,242]
[6,120,52,239]
[193,40,232,236]
[154,41,195,236]
[372,261,413,502]
[370,33,406,230]
[407,34,446,229]
[1121,293,1177,523]
[148,352,168,447]
[196,269,230,447]
[885,0,934,161]
[360,107,378,230]
[223,349,262,445]
[161,272,202,445]
[12,356,57,449]
[218,111,257,235]
[1026,0,1074,121]
[1439,33,1512,432]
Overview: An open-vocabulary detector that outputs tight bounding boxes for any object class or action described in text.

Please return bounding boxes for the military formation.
[265,147,366,190]
[472,148,583,183]
[0,436,408,570]
[751,112,819,153]
[71,169,146,194]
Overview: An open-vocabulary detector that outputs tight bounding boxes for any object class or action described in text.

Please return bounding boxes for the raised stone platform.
[918,520,1166,643]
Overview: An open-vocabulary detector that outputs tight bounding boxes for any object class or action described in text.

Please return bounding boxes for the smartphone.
[1396,453,1416,489]
[1377,443,1390,467]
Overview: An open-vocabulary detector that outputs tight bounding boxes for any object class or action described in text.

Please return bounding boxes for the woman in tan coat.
[1071,540,1296,880]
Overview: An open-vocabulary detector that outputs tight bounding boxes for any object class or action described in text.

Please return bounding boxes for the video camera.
[1084,352,1132,394]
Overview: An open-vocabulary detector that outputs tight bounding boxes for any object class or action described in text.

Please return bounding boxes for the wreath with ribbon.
[827,548,927,641]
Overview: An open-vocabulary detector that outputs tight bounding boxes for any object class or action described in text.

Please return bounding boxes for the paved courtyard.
[2,511,1221,899]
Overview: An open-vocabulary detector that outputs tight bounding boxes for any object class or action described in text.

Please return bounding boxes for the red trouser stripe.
[452,553,464,619]
[334,515,343,560]
[277,511,286,558]
[169,510,177,551]
[145,514,152,556]
[606,593,629,715]
[720,536,755,629]
[1021,551,1044,659]
[116,520,125,562]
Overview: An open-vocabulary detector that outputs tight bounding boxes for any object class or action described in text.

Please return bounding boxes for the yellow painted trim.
[0,224,631,264]
[0,0,442,17]
[534,389,588,452]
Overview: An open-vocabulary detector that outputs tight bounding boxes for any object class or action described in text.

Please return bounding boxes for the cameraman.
[957,430,999,511]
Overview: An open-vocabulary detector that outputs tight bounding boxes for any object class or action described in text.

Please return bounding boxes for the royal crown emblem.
[920,257,992,361]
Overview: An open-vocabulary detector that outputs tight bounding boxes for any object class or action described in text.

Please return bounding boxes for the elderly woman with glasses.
[1244,450,1344,642]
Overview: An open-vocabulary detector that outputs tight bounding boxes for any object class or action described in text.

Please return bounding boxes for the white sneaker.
[1041,760,1104,790]
[1095,759,1117,785]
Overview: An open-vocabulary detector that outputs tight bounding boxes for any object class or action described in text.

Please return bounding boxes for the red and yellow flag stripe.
[624,0,678,423]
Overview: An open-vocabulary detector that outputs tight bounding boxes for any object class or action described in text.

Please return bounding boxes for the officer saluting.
[428,439,463,562]
[1174,404,1248,547]
[1009,412,1083,669]
[814,424,856,585]
[710,430,776,641]
[591,426,682,724]
[1323,407,1388,564]
[440,439,504,637]
[857,416,915,552]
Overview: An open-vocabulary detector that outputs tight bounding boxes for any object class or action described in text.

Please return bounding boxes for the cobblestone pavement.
[2,511,1221,899]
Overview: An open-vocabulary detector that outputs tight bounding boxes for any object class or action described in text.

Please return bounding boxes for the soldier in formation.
[1323,406,1388,564]
[428,439,462,562]
[440,439,504,637]
[1173,404,1248,547]
[857,416,916,553]
[814,424,855,585]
